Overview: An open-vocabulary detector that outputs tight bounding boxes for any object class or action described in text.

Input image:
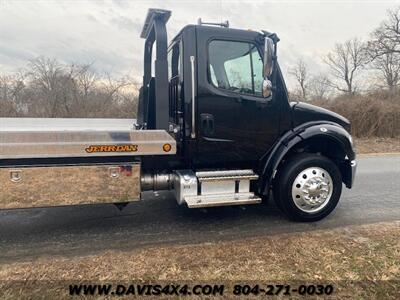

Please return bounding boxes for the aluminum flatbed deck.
[0,118,176,159]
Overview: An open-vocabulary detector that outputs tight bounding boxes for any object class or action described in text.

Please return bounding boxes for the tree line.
[1,7,398,120]
[0,57,138,118]
[289,7,399,101]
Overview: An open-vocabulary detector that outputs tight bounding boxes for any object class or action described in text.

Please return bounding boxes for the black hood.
[291,102,351,132]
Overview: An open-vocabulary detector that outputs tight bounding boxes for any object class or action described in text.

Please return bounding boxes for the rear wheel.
[274,153,342,222]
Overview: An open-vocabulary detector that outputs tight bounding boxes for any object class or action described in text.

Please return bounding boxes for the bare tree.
[0,75,17,116]
[68,63,97,97]
[308,74,332,100]
[289,58,309,100]
[26,57,67,117]
[367,7,400,91]
[370,52,400,90]
[0,74,26,117]
[368,7,400,58]
[323,38,368,95]
[1,56,139,118]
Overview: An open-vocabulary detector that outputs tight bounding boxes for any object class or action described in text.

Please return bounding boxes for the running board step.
[196,169,258,182]
[173,169,261,208]
[185,193,262,208]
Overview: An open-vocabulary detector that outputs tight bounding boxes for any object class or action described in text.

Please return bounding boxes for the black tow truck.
[0,8,356,222]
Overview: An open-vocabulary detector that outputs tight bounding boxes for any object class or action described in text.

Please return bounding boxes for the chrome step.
[185,193,261,208]
[174,169,262,208]
[196,169,258,182]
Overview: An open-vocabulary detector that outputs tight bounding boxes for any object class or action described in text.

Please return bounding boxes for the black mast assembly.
[137,8,171,130]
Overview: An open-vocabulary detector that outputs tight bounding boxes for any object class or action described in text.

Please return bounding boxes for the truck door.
[195,28,280,166]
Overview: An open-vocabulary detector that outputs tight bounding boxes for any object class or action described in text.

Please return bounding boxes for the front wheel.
[274,153,342,222]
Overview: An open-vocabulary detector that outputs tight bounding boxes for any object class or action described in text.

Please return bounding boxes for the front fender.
[299,123,355,160]
[259,122,356,197]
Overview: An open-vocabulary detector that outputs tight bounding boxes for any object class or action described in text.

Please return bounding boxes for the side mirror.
[263,37,274,98]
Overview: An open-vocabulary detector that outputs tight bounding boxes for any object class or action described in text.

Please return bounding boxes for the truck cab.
[137,9,356,221]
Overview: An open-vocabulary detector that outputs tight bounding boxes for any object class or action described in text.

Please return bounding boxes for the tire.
[274,153,342,222]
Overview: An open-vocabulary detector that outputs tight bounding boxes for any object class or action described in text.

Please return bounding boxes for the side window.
[209,40,263,96]
[168,41,182,123]
[168,42,180,80]
[210,64,218,86]
[167,49,172,80]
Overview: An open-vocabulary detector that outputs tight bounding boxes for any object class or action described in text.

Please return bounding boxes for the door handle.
[200,113,214,136]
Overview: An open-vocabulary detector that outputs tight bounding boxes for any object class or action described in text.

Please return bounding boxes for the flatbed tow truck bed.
[0,118,176,159]
[0,118,176,209]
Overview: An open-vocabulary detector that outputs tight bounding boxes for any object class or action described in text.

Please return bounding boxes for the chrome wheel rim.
[291,167,333,213]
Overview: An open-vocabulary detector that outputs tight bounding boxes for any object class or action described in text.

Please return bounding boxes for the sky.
[1,0,400,88]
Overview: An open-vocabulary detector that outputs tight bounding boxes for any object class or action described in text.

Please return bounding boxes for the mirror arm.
[261,31,280,44]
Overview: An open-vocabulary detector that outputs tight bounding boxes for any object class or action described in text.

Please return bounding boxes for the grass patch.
[355,137,400,154]
[0,221,399,299]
